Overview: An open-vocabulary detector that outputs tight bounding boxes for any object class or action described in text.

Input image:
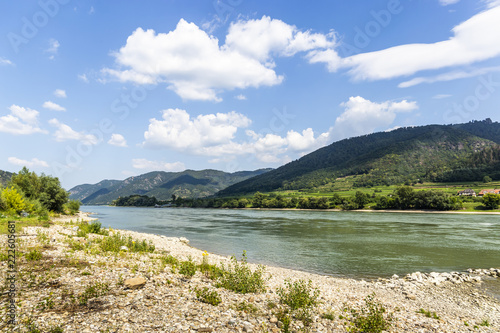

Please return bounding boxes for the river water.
[84,206,500,279]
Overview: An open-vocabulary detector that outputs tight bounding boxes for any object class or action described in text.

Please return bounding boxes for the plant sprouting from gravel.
[194,287,222,306]
[98,232,155,253]
[417,308,440,320]
[78,282,110,306]
[277,279,320,328]
[216,251,267,294]
[179,257,197,277]
[343,293,393,333]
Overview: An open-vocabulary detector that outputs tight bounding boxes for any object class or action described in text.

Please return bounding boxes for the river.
[83,206,500,280]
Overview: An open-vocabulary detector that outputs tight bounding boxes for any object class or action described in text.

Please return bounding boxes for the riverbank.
[1,213,499,332]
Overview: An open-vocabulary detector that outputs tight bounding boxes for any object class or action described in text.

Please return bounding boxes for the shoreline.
[2,212,499,332]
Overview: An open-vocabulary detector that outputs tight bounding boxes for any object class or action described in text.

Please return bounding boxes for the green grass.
[0,216,51,234]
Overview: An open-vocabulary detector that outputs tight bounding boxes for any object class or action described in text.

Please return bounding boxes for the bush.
[26,249,43,261]
[216,251,266,294]
[66,199,81,215]
[483,193,500,209]
[99,232,155,253]
[1,186,26,214]
[277,279,320,310]
[194,287,222,306]
[344,293,393,333]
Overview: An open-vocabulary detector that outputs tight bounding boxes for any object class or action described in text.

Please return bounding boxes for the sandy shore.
[1,213,499,332]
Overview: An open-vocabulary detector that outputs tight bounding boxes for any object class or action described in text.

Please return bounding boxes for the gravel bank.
[1,214,499,332]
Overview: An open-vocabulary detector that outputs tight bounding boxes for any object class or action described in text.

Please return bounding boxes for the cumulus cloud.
[43,101,66,111]
[48,119,99,145]
[8,157,49,168]
[108,133,128,147]
[338,6,500,81]
[132,158,185,172]
[78,74,89,83]
[331,96,418,140]
[103,17,336,101]
[54,89,67,98]
[0,105,47,135]
[143,109,252,150]
[143,108,332,164]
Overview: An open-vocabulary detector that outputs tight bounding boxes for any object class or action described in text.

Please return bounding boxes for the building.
[478,189,500,197]
[457,189,476,197]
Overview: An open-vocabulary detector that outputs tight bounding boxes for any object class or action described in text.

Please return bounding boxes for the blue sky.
[1,0,500,189]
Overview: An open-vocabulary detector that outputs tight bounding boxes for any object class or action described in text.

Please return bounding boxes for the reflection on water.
[85,206,500,279]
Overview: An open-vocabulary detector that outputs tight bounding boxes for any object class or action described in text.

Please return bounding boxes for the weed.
[344,293,393,333]
[321,310,335,320]
[117,274,124,286]
[81,271,92,276]
[194,287,222,306]
[26,249,42,261]
[78,282,110,306]
[179,258,197,278]
[417,308,440,320]
[48,326,64,333]
[36,230,50,244]
[36,292,55,311]
[99,233,154,253]
[479,319,490,327]
[216,251,267,294]
[234,301,259,314]
[159,253,179,266]
[267,300,277,309]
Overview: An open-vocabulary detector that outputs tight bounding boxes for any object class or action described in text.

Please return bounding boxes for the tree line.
[0,167,79,218]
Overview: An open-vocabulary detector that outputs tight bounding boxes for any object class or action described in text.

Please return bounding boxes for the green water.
[85,206,500,279]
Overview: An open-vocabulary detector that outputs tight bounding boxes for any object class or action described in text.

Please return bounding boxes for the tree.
[483,193,500,210]
[38,175,69,212]
[67,199,81,214]
[353,191,369,209]
[483,175,492,183]
[10,167,42,199]
[394,186,415,209]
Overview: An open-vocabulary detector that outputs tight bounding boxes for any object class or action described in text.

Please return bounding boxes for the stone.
[198,328,213,332]
[248,296,255,302]
[180,237,190,244]
[120,246,129,251]
[72,226,79,232]
[124,277,146,290]
[270,317,278,323]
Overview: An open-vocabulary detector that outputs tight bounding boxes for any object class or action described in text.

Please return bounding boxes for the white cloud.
[78,74,89,82]
[235,94,247,100]
[331,96,418,140]
[132,158,185,172]
[48,119,99,145]
[0,57,13,66]
[108,133,128,147]
[339,6,500,81]
[143,108,252,150]
[439,0,460,6]
[8,157,49,168]
[46,39,60,59]
[399,66,500,87]
[43,101,66,111]
[0,105,47,135]
[103,17,336,101]
[54,89,67,98]
[143,108,332,164]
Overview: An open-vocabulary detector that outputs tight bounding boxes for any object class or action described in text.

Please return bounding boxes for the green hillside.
[69,168,271,205]
[0,170,13,187]
[218,119,500,196]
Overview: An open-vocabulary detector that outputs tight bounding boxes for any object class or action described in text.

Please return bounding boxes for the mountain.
[0,170,13,187]
[69,169,272,205]
[218,119,500,196]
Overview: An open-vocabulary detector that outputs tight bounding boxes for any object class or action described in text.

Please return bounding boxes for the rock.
[248,296,255,302]
[406,294,417,300]
[270,317,278,323]
[72,226,79,232]
[391,274,399,279]
[198,328,213,332]
[124,277,146,290]
[120,246,129,251]
[179,237,190,244]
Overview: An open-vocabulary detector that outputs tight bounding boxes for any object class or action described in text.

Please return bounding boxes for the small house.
[457,189,476,197]
[478,189,497,197]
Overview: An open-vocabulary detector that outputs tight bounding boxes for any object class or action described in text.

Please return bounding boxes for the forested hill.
[69,168,271,205]
[0,170,13,186]
[218,119,500,196]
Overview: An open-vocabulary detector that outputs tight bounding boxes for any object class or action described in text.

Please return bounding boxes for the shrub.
[1,186,26,214]
[159,254,179,266]
[194,287,222,306]
[216,251,266,294]
[66,199,81,215]
[344,293,393,333]
[98,232,155,253]
[277,279,320,310]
